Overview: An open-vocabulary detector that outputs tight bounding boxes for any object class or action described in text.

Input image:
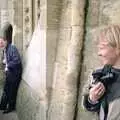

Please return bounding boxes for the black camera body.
[92,64,115,88]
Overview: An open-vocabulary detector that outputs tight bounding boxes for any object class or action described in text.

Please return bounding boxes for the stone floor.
[0,111,19,120]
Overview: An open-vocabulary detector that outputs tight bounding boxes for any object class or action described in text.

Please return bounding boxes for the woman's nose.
[97,51,102,56]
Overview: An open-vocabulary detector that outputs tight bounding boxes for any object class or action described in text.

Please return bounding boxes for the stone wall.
[0,0,8,28]
[0,0,44,120]
[47,0,85,120]
[76,0,120,120]
[17,0,47,120]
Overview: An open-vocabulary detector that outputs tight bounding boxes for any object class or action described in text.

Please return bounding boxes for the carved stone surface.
[17,81,47,120]
[11,0,23,55]
[23,0,32,52]
[21,2,47,119]
[0,0,8,28]
[47,0,85,120]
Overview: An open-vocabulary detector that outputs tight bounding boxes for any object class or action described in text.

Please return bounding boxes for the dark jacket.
[5,43,22,82]
[82,68,120,120]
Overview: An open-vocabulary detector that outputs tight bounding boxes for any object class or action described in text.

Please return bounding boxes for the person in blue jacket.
[0,23,22,114]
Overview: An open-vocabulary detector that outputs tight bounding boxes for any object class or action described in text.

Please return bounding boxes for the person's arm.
[82,78,100,112]
[83,94,100,112]
[82,78,105,112]
[82,81,101,112]
[7,45,21,69]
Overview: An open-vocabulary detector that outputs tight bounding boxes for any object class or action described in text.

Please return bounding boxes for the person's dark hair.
[0,22,13,44]
[5,23,12,44]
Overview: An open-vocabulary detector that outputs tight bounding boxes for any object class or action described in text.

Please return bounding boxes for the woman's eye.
[98,46,104,49]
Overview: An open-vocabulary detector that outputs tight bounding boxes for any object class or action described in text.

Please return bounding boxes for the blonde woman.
[83,25,120,120]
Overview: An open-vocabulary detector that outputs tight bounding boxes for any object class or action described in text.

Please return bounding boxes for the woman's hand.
[89,82,106,102]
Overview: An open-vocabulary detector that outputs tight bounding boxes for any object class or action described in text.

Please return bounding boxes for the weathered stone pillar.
[22,0,41,51]
[0,0,8,28]
[76,0,101,120]
[47,0,85,120]
[32,0,40,29]
[17,0,47,120]
[46,0,62,104]
[23,0,33,52]
[11,0,23,55]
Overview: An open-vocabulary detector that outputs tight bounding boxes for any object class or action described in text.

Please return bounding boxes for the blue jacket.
[5,44,22,82]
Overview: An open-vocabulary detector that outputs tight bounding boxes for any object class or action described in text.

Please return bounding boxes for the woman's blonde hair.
[98,25,120,49]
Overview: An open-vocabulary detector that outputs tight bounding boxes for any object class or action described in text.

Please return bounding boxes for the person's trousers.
[0,79,20,110]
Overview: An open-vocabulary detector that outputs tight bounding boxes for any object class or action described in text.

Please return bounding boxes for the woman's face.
[0,38,7,49]
[97,39,119,65]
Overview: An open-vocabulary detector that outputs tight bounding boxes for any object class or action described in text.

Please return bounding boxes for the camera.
[92,64,115,88]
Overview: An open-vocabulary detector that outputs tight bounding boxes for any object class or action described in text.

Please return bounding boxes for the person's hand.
[5,64,8,72]
[89,82,105,102]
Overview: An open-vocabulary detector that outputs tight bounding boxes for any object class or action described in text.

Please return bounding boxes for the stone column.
[23,0,33,52]
[0,0,8,28]
[10,0,23,56]
[47,0,85,120]
[18,0,47,120]
[76,0,101,120]
[46,0,62,104]
[32,0,40,29]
